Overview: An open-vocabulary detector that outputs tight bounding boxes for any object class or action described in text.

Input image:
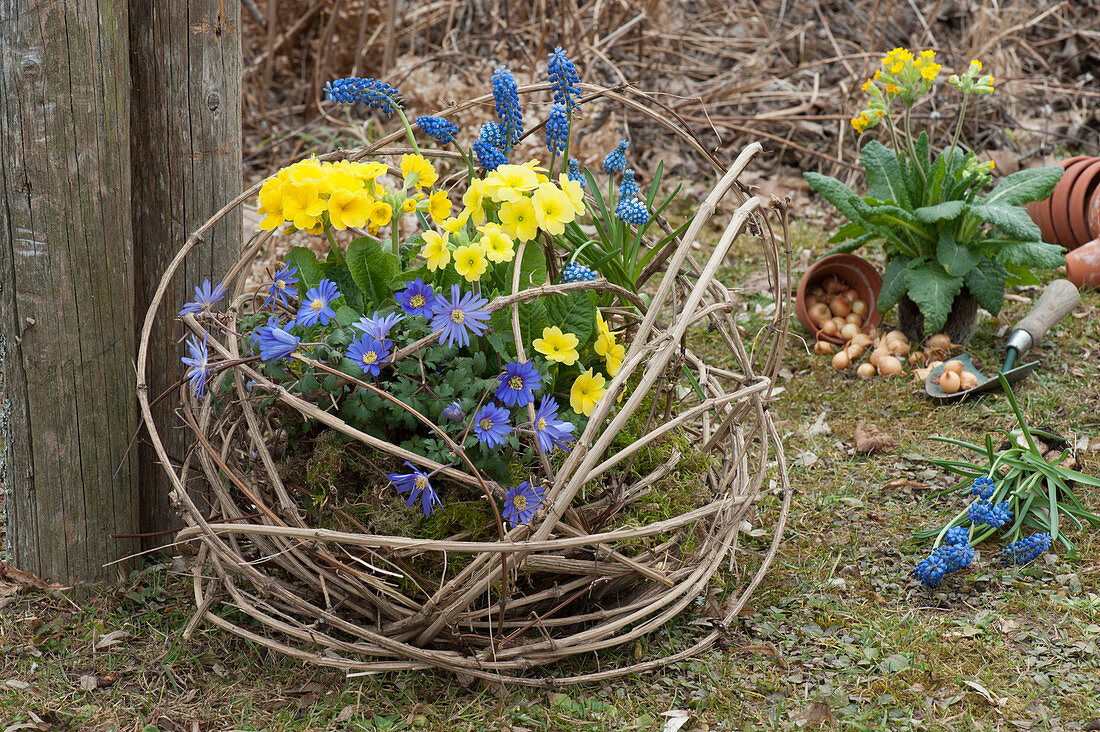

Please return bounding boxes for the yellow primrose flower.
[422,231,451,271]
[353,160,389,184]
[873,69,881,80]
[402,192,424,213]
[478,223,514,263]
[283,156,323,185]
[257,178,286,230]
[300,220,324,236]
[367,200,392,229]
[401,154,438,189]
[570,368,606,416]
[533,326,580,366]
[440,209,470,235]
[321,162,366,195]
[281,180,327,230]
[921,49,936,58]
[485,164,539,203]
[557,173,586,217]
[499,197,539,242]
[328,189,372,230]
[603,343,625,376]
[462,177,488,225]
[532,183,576,236]
[428,189,452,222]
[453,243,488,282]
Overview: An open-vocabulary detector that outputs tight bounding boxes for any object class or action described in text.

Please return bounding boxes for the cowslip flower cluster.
[851,48,943,132]
[1002,532,1052,565]
[256,157,392,234]
[948,59,995,96]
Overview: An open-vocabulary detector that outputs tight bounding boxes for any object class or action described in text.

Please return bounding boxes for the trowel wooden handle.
[1014,279,1080,345]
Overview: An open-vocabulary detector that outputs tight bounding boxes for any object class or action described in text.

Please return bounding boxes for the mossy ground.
[3,222,1100,731]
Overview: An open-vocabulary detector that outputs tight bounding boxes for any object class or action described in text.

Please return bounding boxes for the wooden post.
[0,1,140,582]
[129,0,242,549]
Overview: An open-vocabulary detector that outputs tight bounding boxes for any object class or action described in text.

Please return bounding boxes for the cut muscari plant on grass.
[805,49,1065,337]
[911,375,1100,587]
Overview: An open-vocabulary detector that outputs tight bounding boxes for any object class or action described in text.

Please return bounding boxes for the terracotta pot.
[897,286,980,344]
[795,253,883,344]
[1028,155,1092,246]
[1067,158,1100,250]
[1050,158,1096,250]
[1066,238,1100,290]
[1090,182,1100,240]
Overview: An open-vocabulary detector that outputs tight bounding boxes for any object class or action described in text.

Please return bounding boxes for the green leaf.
[334,305,359,328]
[518,240,548,288]
[969,203,1042,241]
[346,237,399,308]
[993,240,1066,269]
[826,232,876,255]
[545,291,596,347]
[904,263,964,332]
[286,246,324,297]
[982,166,1063,206]
[964,258,1008,314]
[877,256,911,311]
[803,173,868,226]
[323,262,364,312]
[914,200,967,224]
[851,199,935,244]
[936,230,980,277]
[861,140,910,208]
[827,221,867,244]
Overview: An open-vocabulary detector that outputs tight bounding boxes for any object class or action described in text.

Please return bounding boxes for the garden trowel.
[924,278,1080,401]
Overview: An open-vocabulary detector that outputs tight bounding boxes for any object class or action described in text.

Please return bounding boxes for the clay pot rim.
[795,253,883,345]
[1067,159,1100,250]
[1050,159,1096,248]
[1089,179,1100,240]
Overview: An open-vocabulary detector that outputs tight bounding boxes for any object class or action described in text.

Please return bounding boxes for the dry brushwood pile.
[241,0,1100,190]
[138,76,793,683]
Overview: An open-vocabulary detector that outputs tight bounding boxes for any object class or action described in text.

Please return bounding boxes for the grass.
[3,223,1100,731]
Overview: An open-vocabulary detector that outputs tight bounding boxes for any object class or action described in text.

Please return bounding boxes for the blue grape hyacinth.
[560,262,597,283]
[324,77,402,117]
[1002,532,1052,564]
[567,158,586,188]
[615,196,649,225]
[473,122,508,171]
[602,140,628,173]
[490,66,523,150]
[943,526,970,546]
[545,103,569,156]
[969,498,1013,529]
[547,46,582,110]
[619,168,641,200]
[914,542,974,587]
[414,115,459,145]
[970,476,996,499]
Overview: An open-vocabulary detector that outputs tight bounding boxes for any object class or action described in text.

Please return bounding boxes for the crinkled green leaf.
[346,237,399,308]
[826,232,877,255]
[993,239,1066,269]
[904,263,964,333]
[982,166,1063,206]
[286,246,324,298]
[936,230,980,277]
[915,200,967,224]
[861,140,910,208]
[964,258,1008,315]
[969,203,1042,241]
[877,256,911,311]
[545,290,596,347]
[803,172,867,226]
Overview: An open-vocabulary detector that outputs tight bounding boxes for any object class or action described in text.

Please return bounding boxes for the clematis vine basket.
[138,71,792,685]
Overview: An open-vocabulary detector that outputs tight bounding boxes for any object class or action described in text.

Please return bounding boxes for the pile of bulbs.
[804,277,870,343]
[815,330,960,383]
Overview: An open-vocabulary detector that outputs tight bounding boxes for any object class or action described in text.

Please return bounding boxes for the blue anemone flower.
[567,158,586,188]
[255,316,300,362]
[414,115,459,145]
[324,77,402,117]
[1003,532,1053,564]
[346,334,389,377]
[503,482,544,527]
[442,400,464,422]
[179,278,227,316]
[602,140,629,174]
[473,402,512,448]
[490,66,523,150]
[430,284,491,349]
[354,310,405,341]
[495,361,542,407]
[296,279,340,327]
[473,122,508,171]
[547,47,582,110]
[532,395,575,452]
[261,264,299,310]
[396,278,435,318]
[545,103,569,156]
[386,462,442,516]
[181,334,213,398]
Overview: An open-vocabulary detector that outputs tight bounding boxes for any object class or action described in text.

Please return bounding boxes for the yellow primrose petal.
[258,178,286,230]
[921,49,936,58]
[558,173,586,217]
[322,162,366,195]
[462,177,488,225]
[485,164,539,202]
[498,197,539,242]
[440,209,470,235]
[328,188,372,230]
[533,326,580,366]
[281,180,327,230]
[353,160,389,183]
[283,156,323,184]
[453,243,488,282]
[421,231,451,271]
[521,159,548,173]
[889,62,904,74]
[401,154,438,189]
[605,343,625,377]
[367,200,392,228]
[402,196,419,213]
[428,189,452,223]
[478,223,515,263]
[532,183,576,236]
[570,368,606,416]
[885,83,900,94]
